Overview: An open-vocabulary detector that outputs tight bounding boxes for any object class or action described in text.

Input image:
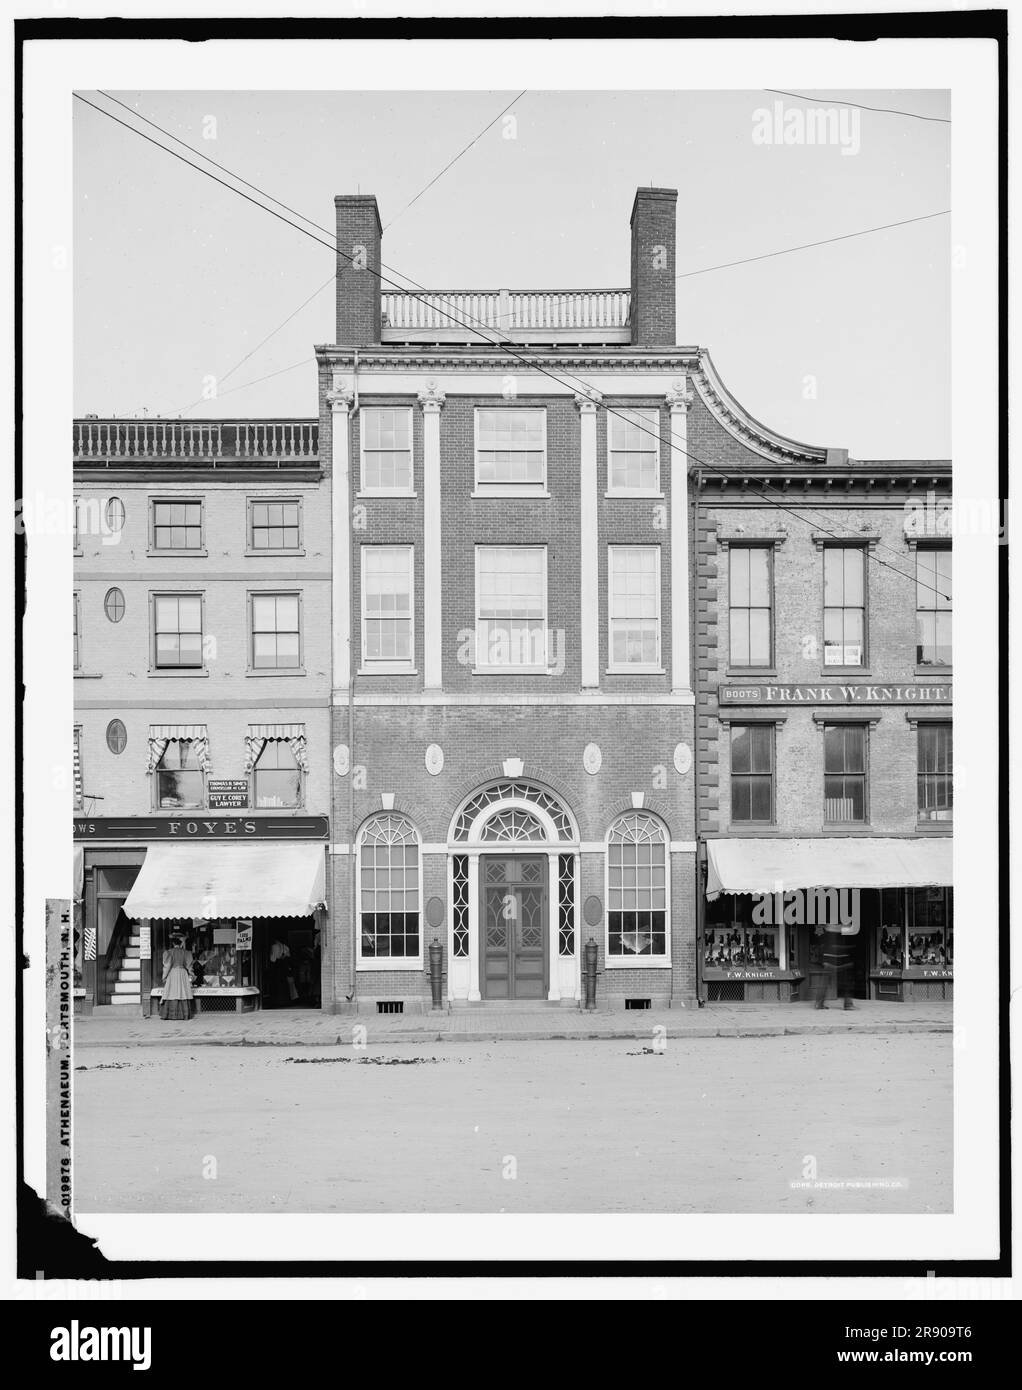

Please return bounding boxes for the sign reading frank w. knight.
[719,682,952,706]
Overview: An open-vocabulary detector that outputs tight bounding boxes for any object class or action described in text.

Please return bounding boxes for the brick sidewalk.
[75,999,953,1047]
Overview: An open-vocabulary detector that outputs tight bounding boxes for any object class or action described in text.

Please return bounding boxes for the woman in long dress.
[160,934,195,1021]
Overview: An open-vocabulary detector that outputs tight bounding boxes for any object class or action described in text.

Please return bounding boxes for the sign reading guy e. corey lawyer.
[206,779,249,810]
[73,815,329,840]
[719,682,952,706]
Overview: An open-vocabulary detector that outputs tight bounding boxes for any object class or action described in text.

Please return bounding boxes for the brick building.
[694,444,952,1003]
[72,420,331,1014]
[320,188,700,1012]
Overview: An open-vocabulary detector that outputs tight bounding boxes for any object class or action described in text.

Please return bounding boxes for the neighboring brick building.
[72,420,331,1014]
[320,189,699,1012]
[694,434,952,1003]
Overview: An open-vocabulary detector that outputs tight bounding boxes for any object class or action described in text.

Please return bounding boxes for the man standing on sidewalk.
[815,926,857,1010]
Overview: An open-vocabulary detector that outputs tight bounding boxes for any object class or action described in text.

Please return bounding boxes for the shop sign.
[236,921,253,951]
[903,966,953,980]
[720,682,951,706]
[138,926,151,960]
[74,815,329,840]
[207,780,249,810]
[703,966,791,981]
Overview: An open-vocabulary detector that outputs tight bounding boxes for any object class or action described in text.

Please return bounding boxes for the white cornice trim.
[336,691,695,706]
[691,351,831,467]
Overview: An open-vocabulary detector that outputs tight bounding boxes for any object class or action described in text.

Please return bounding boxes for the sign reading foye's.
[720,683,952,706]
[73,815,329,841]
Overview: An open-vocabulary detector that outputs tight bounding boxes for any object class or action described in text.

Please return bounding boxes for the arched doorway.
[447,781,579,1003]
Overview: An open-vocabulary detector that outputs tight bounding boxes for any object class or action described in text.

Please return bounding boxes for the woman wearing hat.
[159,931,195,1021]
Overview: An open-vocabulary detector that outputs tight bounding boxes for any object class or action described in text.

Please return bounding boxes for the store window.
[358,815,421,961]
[249,499,301,551]
[730,724,774,823]
[824,723,867,823]
[704,897,781,970]
[475,545,547,668]
[877,888,906,969]
[153,594,203,670]
[361,546,414,668]
[823,546,866,666]
[155,739,204,809]
[918,723,953,822]
[607,407,659,493]
[729,546,772,667]
[916,546,952,666]
[253,739,302,809]
[908,887,953,968]
[151,499,203,552]
[360,408,413,494]
[606,813,668,959]
[475,408,546,491]
[251,592,302,670]
[608,545,661,669]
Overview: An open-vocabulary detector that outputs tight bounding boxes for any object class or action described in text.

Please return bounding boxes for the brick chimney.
[334,194,382,344]
[629,187,677,346]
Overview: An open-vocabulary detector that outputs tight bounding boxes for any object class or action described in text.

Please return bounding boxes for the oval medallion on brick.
[583,894,603,927]
[673,741,692,775]
[582,742,602,775]
[425,896,445,929]
[425,743,444,775]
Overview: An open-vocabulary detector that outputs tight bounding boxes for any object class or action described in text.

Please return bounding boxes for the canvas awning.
[122,843,326,921]
[705,837,952,900]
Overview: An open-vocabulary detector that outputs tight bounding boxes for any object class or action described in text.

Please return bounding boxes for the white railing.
[73,420,318,460]
[381,288,631,334]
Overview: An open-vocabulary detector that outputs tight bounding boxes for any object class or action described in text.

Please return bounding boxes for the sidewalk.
[75,999,953,1048]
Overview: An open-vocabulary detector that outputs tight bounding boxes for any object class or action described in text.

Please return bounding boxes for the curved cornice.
[691,350,835,466]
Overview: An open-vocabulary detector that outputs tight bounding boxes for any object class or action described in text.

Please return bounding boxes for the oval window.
[104,496,125,532]
[103,587,125,622]
[106,719,127,755]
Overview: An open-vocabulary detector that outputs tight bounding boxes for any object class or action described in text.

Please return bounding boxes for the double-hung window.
[730,724,774,823]
[474,408,546,493]
[359,815,421,963]
[823,546,866,667]
[824,723,867,824]
[606,813,669,961]
[253,740,302,808]
[607,407,660,494]
[918,722,952,823]
[475,545,547,669]
[251,593,302,670]
[916,547,952,666]
[360,408,413,494]
[151,499,203,553]
[153,594,203,670]
[608,545,661,670]
[155,740,204,809]
[361,545,414,669]
[249,498,302,552]
[729,545,773,667]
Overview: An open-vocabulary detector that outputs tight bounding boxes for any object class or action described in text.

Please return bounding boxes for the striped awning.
[73,729,83,809]
[123,843,326,921]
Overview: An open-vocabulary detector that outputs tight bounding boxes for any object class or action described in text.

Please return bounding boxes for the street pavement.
[73,1032,952,1214]
[76,998,953,1047]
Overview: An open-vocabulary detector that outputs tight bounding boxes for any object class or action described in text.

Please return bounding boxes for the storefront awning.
[705,837,952,900]
[122,844,326,921]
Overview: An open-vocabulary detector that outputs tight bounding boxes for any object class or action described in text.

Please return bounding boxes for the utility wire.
[383,90,527,229]
[75,92,951,602]
[763,89,951,124]
[675,210,950,280]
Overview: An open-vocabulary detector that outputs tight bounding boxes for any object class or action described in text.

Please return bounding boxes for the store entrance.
[259,917,320,1009]
[480,855,547,1000]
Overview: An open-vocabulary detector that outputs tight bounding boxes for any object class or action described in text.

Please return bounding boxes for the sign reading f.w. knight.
[720,682,952,706]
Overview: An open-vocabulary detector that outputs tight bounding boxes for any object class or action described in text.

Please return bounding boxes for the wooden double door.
[481,855,547,1000]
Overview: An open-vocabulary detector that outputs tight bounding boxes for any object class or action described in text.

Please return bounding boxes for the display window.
[873,887,952,972]
[704,896,780,969]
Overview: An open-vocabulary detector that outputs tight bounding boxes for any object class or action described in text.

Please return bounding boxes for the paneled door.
[481,856,547,999]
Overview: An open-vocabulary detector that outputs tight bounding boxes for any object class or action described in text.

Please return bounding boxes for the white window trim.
[245,495,305,556]
[250,739,306,812]
[148,495,207,558]
[473,406,548,494]
[606,544,663,674]
[604,813,672,968]
[606,405,661,497]
[149,590,208,677]
[355,816,424,970]
[360,544,415,674]
[247,589,305,676]
[473,543,549,673]
[358,406,415,497]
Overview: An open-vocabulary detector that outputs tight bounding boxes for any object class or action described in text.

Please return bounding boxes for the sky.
[73,88,951,459]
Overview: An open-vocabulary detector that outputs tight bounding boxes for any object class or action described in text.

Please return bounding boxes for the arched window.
[253,739,301,808]
[155,740,203,810]
[359,815,420,961]
[606,813,668,959]
[479,808,546,842]
[453,781,573,841]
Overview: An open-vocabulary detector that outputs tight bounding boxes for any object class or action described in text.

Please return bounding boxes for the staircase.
[110,926,141,1007]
